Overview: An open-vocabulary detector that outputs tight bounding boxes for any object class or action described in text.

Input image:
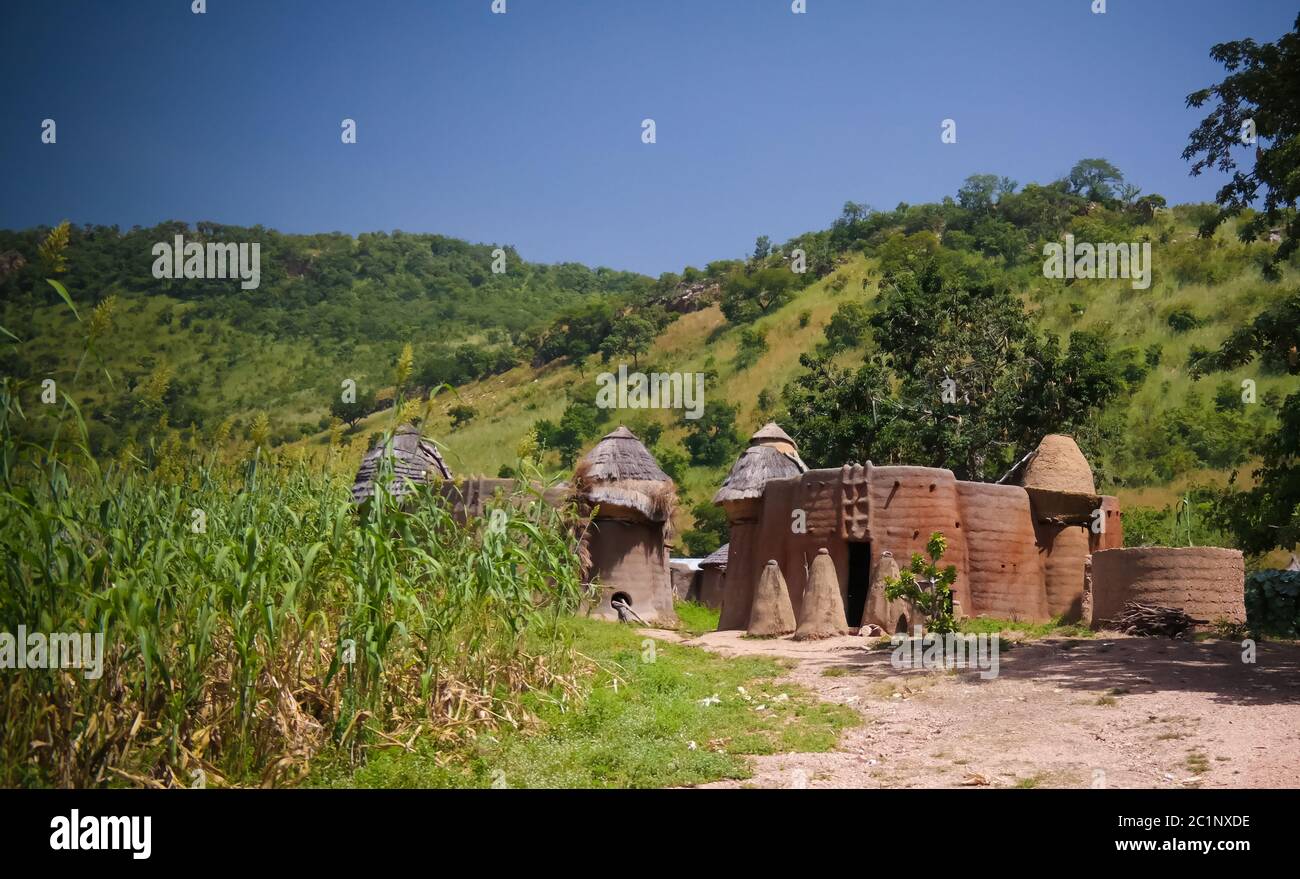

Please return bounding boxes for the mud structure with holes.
[716,433,1126,632]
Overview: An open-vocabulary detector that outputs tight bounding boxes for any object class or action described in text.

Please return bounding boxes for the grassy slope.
[317,213,1297,541]
[314,615,856,789]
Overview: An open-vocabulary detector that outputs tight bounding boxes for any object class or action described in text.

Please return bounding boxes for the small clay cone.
[794,548,848,640]
[747,560,796,637]
[861,550,901,629]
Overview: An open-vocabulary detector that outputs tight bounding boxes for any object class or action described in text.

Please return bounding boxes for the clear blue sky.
[1,0,1295,276]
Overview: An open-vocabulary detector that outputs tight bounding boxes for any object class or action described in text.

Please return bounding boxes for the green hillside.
[4,167,1298,562]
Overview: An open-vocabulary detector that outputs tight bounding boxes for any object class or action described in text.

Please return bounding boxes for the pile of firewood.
[1107,601,1206,638]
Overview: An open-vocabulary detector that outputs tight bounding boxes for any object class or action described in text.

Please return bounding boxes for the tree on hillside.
[683,401,743,467]
[330,388,377,429]
[1182,15,1300,554]
[1065,158,1126,203]
[783,247,1126,480]
[1183,13,1300,266]
[1192,291,1300,553]
[956,174,1017,213]
[720,266,801,323]
[599,314,655,367]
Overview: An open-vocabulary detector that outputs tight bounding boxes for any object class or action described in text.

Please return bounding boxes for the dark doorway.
[846,542,872,627]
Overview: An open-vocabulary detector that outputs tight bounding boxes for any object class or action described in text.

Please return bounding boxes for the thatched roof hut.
[573,426,675,522]
[350,424,452,504]
[701,543,729,570]
[573,426,677,624]
[713,422,808,504]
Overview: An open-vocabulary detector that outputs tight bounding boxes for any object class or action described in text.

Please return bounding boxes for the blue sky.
[1,0,1295,275]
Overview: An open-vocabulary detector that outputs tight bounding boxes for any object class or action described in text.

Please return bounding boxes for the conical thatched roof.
[351,424,453,504]
[714,422,807,504]
[700,543,729,570]
[573,426,675,522]
[1018,434,1095,494]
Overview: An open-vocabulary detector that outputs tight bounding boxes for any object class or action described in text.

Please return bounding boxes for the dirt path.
[649,629,1300,789]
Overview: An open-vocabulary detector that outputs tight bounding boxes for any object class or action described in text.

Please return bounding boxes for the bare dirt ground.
[646,628,1300,789]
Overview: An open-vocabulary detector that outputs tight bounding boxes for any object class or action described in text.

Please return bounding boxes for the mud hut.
[350,424,452,504]
[713,423,808,629]
[574,426,678,624]
[696,543,728,609]
[716,434,1123,632]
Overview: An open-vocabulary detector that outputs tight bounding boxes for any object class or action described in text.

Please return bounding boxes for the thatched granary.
[696,543,728,609]
[714,423,809,629]
[351,424,452,504]
[574,426,678,624]
[716,434,1125,632]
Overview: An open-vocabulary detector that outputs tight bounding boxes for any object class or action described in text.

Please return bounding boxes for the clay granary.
[574,426,678,625]
[715,430,1123,632]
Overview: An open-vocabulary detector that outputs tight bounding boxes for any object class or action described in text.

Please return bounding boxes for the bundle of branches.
[1108,602,1207,638]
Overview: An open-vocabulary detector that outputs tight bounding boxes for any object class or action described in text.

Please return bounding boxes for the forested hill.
[3,160,1298,562]
[0,222,654,449]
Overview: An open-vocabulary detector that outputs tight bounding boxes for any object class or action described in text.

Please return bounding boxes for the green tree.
[783,248,1125,479]
[330,388,376,428]
[1183,14,1300,265]
[682,501,730,557]
[883,532,959,634]
[683,401,743,467]
[1191,291,1300,553]
[1065,158,1126,202]
[721,266,800,323]
[599,314,656,367]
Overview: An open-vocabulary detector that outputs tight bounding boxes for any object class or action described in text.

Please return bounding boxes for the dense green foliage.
[1183,13,1300,267]
[1244,570,1300,638]
[0,222,651,454]
[784,240,1126,479]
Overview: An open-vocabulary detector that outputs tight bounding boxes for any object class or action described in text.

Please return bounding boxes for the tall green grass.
[0,294,591,786]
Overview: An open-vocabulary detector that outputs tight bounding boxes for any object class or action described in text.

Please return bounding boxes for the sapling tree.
[883,531,959,634]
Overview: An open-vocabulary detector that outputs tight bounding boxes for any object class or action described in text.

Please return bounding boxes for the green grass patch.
[314,617,857,788]
[674,600,720,636]
[959,615,1095,639]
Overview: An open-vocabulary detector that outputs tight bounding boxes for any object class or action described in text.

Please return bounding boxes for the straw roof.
[701,543,729,570]
[573,426,675,522]
[714,422,807,503]
[1018,434,1096,494]
[350,424,452,504]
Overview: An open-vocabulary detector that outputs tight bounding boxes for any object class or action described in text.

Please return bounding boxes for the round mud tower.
[1090,547,1245,627]
[794,548,849,640]
[748,560,797,637]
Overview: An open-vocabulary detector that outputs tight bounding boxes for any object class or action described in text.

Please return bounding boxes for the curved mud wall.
[1035,522,1090,621]
[1090,547,1245,626]
[867,466,972,615]
[956,481,1049,621]
[586,518,677,623]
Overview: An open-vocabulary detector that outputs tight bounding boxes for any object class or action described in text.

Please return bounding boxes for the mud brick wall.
[1090,547,1246,626]
[866,466,972,614]
[956,481,1050,621]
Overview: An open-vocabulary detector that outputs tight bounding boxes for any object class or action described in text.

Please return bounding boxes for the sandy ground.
[643,628,1300,789]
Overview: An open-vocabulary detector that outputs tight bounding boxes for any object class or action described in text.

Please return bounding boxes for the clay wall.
[955,481,1050,621]
[1090,547,1245,626]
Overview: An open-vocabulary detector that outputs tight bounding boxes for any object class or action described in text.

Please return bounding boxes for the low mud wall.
[1090,547,1245,627]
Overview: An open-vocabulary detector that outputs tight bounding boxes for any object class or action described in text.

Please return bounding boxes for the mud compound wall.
[1089,547,1246,627]
[955,481,1050,621]
[866,466,972,615]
